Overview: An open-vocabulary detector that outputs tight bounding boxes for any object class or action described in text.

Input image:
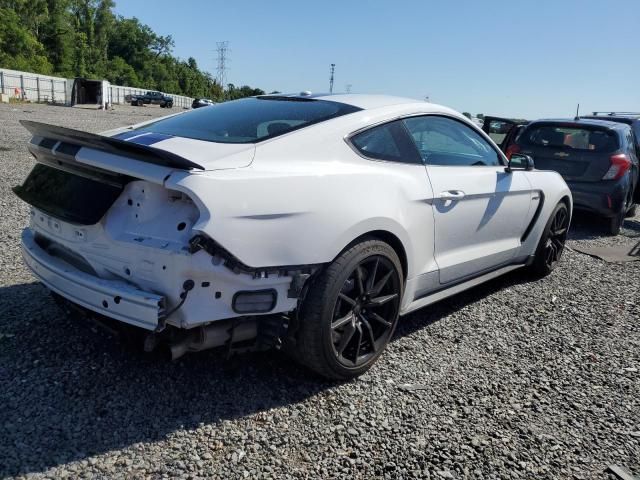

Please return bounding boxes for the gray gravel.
[0,103,638,479]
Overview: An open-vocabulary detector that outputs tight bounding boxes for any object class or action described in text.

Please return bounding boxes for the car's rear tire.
[624,188,637,217]
[160,102,165,108]
[293,239,403,380]
[608,209,624,235]
[608,189,632,234]
[137,100,143,107]
[528,201,570,278]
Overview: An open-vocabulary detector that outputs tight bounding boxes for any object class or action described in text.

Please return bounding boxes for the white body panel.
[18,94,572,329]
[427,165,534,284]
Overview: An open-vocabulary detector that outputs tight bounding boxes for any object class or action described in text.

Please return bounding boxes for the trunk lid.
[21,120,255,172]
[14,121,253,226]
[110,129,255,171]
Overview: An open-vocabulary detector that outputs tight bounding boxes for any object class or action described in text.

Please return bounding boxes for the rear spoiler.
[21,120,205,171]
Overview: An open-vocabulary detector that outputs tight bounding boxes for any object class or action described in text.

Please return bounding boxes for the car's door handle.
[439,190,466,200]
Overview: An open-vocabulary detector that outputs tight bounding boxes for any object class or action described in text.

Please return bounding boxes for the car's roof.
[583,115,638,125]
[528,118,630,131]
[258,92,429,110]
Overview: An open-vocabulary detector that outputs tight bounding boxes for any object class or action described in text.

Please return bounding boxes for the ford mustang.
[14,93,572,379]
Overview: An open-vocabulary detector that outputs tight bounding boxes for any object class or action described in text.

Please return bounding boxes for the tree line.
[0,0,266,100]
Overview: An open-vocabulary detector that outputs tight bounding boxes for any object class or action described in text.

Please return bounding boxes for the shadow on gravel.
[568,210,640,240]
[0,267,539,476]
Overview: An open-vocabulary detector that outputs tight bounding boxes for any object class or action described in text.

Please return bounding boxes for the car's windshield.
[521,125,618,152]
[135,97,361,144]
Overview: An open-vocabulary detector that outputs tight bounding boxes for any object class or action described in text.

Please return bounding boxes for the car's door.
[482,116,519,152]
[403,115,534,285]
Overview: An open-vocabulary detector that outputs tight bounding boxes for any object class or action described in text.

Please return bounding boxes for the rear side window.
[350,121,421,164]
[520,125,619,152]
[136,97,361,144]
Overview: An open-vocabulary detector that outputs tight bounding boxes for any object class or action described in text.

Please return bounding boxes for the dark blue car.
[508,118,639,235]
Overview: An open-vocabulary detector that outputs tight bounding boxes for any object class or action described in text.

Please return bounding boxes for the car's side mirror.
[506,153,534,172]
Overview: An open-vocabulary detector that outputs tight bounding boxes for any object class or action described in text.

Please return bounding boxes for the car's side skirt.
[400,264,524,316]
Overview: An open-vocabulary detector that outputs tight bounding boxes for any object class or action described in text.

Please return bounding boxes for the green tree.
[40,0,74,75]
[0,7,53,73]
[0,1,266,99]
[106,55,138,85]
[73,30,88,76]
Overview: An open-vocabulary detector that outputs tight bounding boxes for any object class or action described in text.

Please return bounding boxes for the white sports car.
[14,94,572,379]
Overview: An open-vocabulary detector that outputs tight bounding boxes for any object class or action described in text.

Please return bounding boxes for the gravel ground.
[0,103,638,479]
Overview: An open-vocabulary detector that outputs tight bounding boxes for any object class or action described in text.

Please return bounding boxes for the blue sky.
[114,0,639,119]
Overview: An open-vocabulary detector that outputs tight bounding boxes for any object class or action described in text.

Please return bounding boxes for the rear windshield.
[520,125,618,152]
[135,97,361,144]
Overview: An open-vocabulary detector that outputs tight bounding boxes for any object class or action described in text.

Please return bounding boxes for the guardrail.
[0,68,193,108]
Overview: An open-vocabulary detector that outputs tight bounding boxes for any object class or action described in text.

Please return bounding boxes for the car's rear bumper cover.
[565,178,628,217]
[21,228,165,330]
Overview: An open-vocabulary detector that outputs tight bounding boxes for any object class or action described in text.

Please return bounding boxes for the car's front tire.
[294,239,403,380]
[528,201,570,277]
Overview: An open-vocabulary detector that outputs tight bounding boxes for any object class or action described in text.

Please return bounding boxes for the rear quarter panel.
[165,116,438,281]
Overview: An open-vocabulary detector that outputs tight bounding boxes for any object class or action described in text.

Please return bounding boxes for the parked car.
[583,112,640,203]
[14,94,572,379]
[130,91,173,108]
[192,98,216,109]
[508,119,638,234]
[481,116,527,153]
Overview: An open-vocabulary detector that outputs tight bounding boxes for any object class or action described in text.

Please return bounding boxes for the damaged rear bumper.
[21,228,165,330]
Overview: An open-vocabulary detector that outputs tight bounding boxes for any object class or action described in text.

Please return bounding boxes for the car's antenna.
[574,103,580,120]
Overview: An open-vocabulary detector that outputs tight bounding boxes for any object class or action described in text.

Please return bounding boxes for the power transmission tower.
[216,41,230,89]
[329,64,335,93]
[345,84,352,94]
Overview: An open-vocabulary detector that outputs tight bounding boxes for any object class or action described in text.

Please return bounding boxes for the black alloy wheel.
[543,204,569,269]
[292,239,403,379]
[529,201,570,277]
[330,255,401,368]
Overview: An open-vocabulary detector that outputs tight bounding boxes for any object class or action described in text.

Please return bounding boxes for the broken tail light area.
[232,289,277,314]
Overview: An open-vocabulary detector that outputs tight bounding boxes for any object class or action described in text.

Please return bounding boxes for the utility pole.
[216,41,229,90]
[345,84,352,94]
[329,64,335,93]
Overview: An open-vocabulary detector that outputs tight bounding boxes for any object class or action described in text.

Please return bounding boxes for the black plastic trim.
[521,191,545,243]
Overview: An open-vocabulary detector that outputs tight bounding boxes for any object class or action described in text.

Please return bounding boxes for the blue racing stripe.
[113,130,142,140]
[114,131,174,146]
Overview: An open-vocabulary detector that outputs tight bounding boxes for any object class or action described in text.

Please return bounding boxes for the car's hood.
[111,130,255,171]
